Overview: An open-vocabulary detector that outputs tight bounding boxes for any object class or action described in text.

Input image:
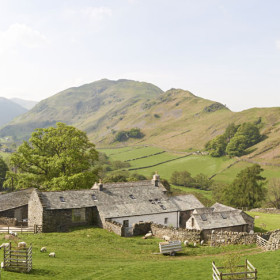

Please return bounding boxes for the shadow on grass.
[29,268,59,277]
[254,226,268,233]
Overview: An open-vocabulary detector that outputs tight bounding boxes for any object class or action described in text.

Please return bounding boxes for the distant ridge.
[0,79,280,163]
[0,98,27,128]
[10,98,38,110]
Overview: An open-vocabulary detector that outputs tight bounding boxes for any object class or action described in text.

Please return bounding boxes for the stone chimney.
[151,171,160,187]
[91,179,103,191]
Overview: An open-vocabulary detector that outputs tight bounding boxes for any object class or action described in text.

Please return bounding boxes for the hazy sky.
[0,0,280,111]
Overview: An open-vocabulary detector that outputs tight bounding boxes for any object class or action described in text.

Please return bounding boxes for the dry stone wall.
[151,223,201,243]
[250,208,280,214]
[104,220,123,236]
[210,231,257,246]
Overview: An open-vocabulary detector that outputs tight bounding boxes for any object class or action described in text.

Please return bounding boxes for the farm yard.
[1,227,280,280]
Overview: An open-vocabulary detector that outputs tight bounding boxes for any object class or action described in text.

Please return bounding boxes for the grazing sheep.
[40,247,47,252]
[0,243,10,249]
[18,242,27,249]
[49,252,56,257]
[144,231,153,239]
[200,240,204,246]
[9,231,17,237]
[193,242,197,247]
[183,240,189,247]
[163,235,170,242]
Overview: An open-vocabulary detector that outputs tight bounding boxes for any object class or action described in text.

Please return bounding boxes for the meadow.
[1,227,280,280]
[99,146,280,184]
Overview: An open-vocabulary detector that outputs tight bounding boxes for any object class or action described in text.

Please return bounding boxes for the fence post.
[21,224,23,234]
[245,259,247,280]
[255,268,257,280]
[7,225,9,234]
[220,272,223,280]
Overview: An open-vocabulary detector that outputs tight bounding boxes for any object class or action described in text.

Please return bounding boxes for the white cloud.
[0,23,48,53]
[65,7,112,21]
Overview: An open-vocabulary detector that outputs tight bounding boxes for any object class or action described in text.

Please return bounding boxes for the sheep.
[49,252,56,257]
[193,242,197,247]
[9,231,17,237]
[0,243,10,249]
[18,242,27,249]
[40,247,47,252]
[183,240,189,247]
[1,262,4,268]
[144,231,153,239]
[163,235,170,242]
[200,240,204,246]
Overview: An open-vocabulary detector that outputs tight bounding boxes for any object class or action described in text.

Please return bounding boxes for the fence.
[3,243,32,273]
[256,235,269,250]
[212,259,257,280]
[0,225,34,234]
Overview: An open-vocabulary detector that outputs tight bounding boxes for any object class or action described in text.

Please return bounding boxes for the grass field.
[1,227,280,280]
[248,212,280,232]
[99,147,280,185]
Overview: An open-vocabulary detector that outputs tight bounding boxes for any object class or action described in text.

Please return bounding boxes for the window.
[92,194,97,201]
[164,218,168,224]
[160,204,166,210]
[221,212,227,219]
[123,220,129,227]
[129,194,136,199]
[191,218,194,227]
[59,196,65,202]
[72,208,86,222]
[201,214,207,221]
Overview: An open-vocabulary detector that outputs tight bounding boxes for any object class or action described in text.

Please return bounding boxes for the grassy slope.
[248,212,280,232]
[1,79,280,163]
[0,228,279,280]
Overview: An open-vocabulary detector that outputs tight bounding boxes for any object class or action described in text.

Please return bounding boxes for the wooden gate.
[3,243,32,273]
[212,259,257,280]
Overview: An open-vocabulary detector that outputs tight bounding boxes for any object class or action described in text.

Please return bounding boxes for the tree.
[170,170,194,187]
[0,156,8,190]
[224,164,266,208]
[5,123,99,191]
[266,179,280,209]
[193,173,213,190]
[235,122,261,147]
[226,135,247,157]
[205,135,227,157]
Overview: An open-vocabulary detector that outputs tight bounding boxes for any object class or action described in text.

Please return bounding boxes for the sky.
[0,0,280,112]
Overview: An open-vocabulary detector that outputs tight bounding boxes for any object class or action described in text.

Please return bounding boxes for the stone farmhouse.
[186,202,254,239]
[0,174,254,235]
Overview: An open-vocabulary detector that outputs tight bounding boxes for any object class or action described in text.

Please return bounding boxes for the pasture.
[0,227,280,280]
[99,146,280,184]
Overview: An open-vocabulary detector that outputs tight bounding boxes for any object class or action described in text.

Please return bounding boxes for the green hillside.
[1,79,280,164]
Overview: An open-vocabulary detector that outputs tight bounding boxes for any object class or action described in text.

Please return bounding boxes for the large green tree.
[0,156,8,190]
[223,164,266,208]
[5,123,99,191]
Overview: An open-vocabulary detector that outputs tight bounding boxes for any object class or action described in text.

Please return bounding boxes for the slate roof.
[37,181,183,218]
[192,210,247,230]
[169,195,204,211]
[211,203,236,212]
[0,188,34,212]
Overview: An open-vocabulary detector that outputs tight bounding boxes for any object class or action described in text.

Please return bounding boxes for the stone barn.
[186,203,254,240]
[0,188,34,224]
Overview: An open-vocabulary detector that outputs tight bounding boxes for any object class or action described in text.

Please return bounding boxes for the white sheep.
[18,242,27,249]
[200,240,204,246]
[49,252,56,257]
[144,231,153,239]
[0,243,10,249]
[163,235,170,241]
[40,247,47,252]
[1,262,4,268]
[9,231,17,237]
[193,242,197,247]
[183,240,189,247]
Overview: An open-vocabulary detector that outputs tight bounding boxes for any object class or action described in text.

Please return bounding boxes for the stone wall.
[266,230,280,251]
[250,208,280,214]
[209,231,257,246]
[0,217,17,226]
[151,223,201,242]
[28,190,43,227]
[42,207,98,232]
[103,220,123,236]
